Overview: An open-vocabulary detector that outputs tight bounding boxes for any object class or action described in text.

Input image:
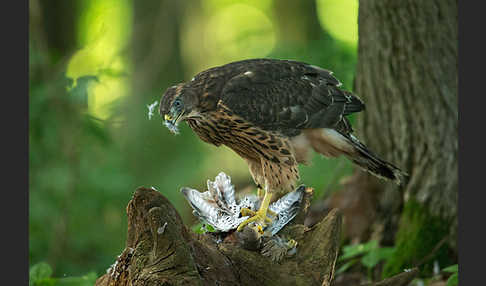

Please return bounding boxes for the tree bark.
[352,0,457,277]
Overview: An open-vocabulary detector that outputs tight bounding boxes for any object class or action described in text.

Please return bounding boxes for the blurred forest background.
[29,0,457,285]
[29,0,358,279]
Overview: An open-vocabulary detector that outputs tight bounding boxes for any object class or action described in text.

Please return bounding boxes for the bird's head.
[159,83,199,134]
[235,222,264,250]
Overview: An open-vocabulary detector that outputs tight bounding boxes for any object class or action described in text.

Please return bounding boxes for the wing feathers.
[218,59,363,136]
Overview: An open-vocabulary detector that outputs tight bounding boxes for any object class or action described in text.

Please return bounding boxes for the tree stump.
[95,186,342,285]
[95,187,419,285]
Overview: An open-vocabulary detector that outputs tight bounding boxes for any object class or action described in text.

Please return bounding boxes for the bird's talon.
[240,208,256,217]
[236,211,270,232]
[237,190,273,232]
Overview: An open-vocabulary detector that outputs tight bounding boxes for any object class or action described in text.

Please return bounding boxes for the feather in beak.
[163,112,183,134]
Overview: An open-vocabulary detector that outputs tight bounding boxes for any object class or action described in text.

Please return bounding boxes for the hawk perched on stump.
[159,58,406,231]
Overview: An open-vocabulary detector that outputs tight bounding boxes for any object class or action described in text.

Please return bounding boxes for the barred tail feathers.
[346,134,407,185]
[305,128,408,186]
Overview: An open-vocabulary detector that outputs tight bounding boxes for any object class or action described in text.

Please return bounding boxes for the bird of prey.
[159,58,407,232]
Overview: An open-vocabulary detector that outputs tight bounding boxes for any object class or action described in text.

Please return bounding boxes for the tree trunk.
[353,0,457,277]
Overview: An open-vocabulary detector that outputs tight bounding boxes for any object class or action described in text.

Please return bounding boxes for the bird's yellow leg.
[240,208,257,217]
[240,188,276,218]
[240,207,276,218]
[257,188,264,198]
[237,189,273,232]
[257,188,276,217]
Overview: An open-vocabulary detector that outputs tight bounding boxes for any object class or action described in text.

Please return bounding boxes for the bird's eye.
[173,99,182,108]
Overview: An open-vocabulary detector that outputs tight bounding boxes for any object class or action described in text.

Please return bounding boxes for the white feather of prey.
[181,172,258,232]
[147,101,158,120]
[181,172,304,235]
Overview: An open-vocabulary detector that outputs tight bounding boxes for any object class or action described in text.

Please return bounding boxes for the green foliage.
[337,240,395,278]
[446,273,458,286]
[67,75,99,107]
[29,68,132,275]
[30,262,54,286]
[192,222,217,234]
[443,264,458,286]
[339,240,377,261]
[442,264,458,273]
[361,246,395,269]
[29,262,97,286]
[336,259,359,275]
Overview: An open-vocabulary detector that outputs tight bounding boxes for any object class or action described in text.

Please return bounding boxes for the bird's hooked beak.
[163,107,184,134]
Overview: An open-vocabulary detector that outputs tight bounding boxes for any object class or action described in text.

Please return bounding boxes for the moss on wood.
[382,198,453,278]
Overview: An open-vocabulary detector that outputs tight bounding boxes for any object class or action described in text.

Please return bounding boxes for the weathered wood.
[95,187,342,286]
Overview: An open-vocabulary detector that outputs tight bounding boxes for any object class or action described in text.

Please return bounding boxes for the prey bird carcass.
[181,172,305,261]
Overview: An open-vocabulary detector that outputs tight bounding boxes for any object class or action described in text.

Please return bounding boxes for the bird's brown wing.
[219,60,364,137]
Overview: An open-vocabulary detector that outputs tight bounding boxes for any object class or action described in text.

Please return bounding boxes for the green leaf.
[443,264,458,273]
[192,222,218,234]
[339,240,378,261]
[446,272,458,286]
[205,224,216,232]
[336,259,358,274]
[192,222,206,234]
[361,247,395,269]
[29,262,53,283]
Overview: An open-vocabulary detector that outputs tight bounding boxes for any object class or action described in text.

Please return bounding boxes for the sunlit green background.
[29,0,358,278]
